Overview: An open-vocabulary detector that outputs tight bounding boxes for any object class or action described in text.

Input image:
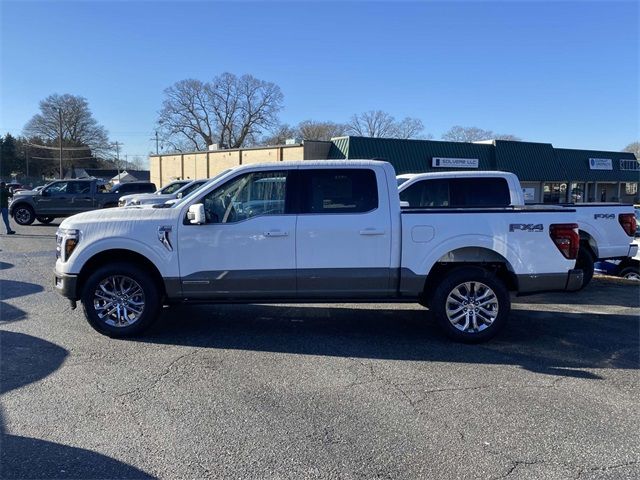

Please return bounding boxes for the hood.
[60,205,178,231]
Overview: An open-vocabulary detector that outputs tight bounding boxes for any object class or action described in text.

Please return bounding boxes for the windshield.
[160,181,188,195]
[167,169,233,208]
[179,181,207,196]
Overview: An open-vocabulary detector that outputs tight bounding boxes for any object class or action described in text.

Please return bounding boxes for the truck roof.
[397,170,517,180]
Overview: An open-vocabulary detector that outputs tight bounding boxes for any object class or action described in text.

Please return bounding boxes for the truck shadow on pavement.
[514,278,639,307]
[143,303,639,379]
[0,279,44,323]
[0,332,154,479]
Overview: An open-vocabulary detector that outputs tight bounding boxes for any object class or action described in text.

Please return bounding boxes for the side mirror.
[187,203,206,224]
[399,201,410,208]
[176,192,183,199]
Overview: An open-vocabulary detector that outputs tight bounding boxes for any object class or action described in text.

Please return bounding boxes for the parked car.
[9,179,156,225]
[55,160,582,342]
[120,179,209,208]
[397,171,638,288]
[118,180,192,207]
[595,239,640,281]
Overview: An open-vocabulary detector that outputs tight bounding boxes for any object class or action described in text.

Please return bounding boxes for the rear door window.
[298,169,378,214]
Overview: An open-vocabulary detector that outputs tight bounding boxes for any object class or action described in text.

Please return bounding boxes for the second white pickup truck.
[397,171,638,288]
[54,161,583,343]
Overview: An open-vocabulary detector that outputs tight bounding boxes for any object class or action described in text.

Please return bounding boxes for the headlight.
[56,228,80,262]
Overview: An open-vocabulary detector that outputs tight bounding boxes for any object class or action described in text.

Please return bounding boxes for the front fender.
[59,236,178,278]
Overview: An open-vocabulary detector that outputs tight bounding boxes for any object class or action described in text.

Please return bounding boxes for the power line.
[27,143,92,151]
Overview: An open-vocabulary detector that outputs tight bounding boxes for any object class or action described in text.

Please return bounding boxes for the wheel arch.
[420,247,518,306]
[77,249,166,299]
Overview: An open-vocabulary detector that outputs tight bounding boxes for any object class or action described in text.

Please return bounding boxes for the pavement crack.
[117,349,201,401]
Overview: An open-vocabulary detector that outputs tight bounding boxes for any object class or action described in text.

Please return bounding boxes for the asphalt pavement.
[1,221,639,479]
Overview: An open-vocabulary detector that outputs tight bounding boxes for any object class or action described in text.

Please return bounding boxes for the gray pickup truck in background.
[9,179,156,225]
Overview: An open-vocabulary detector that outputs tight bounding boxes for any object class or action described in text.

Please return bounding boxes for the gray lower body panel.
[170,268,402,300]
[517,269,583,294]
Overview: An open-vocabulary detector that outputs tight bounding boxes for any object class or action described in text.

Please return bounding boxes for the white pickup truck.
[397,171,638,288]
[54,161,583,343]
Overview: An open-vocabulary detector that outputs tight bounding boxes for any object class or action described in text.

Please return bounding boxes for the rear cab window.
[400,177,510,207]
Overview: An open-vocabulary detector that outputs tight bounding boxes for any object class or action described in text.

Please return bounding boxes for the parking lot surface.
[1,222,639,479]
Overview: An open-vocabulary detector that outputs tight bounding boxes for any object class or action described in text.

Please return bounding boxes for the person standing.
[0,182,16,235]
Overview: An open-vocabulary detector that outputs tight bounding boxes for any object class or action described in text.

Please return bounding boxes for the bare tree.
[623,141,640,158]
[395,117,430,140]
[262,124,298,145]
[157,73,284,151]
[346,110,425,139]
[23,94,111,157]
[442,125,521,142]
[297,120,347,141]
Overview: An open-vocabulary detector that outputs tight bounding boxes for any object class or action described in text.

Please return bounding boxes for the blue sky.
[1,0,638,164]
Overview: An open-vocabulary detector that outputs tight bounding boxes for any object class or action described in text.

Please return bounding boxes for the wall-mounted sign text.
[589,158,612,170]
[432,157,479,168]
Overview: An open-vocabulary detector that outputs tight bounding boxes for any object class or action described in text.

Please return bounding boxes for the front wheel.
[430,267,510,343]
[81,263,161,337]
[13,204,35,225]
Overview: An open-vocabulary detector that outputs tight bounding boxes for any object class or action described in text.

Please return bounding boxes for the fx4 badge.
[594,213,615,220]
[509,223,544,232]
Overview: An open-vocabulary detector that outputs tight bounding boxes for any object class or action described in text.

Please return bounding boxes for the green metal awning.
[555,148,639,182]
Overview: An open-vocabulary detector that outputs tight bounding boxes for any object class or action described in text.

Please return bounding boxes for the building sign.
[432,157,479,168]
[589,158,612,170]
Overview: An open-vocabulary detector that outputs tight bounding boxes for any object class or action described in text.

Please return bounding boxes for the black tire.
[81,262,161,338]
[575,245,594,289]
[36,216,55,224]
[12,204,35,225]
[620,267,640,282]
[430,266,510,343]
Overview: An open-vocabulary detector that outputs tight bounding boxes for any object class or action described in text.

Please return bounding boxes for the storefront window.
[543,183,567,203]
[625,183,638,195]
[568,182,585,203]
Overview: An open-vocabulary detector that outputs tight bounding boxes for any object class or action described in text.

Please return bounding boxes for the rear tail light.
[549,223,579,259]
[618,213,637,237]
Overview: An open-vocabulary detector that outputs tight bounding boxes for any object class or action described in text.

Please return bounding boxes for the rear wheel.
[13,204,35,225]
[620,267,640,282]
[81,262,161,337]
[36,216,54,224]
[430,267,510,343]
[575,246,594,289]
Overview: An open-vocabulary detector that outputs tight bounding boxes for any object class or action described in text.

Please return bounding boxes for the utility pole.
[155,131,159,155]
[58,108,63,178]
[24,145,29,179]
[114,141,121,182]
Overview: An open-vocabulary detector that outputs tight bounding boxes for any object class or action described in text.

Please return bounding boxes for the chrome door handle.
[359,228,385,235]
[265,230,289,237]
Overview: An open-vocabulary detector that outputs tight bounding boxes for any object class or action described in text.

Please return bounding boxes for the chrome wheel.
[93,275,145,327]
[623,271,640,282]
[15,207,33,225]
[445,281,499,333]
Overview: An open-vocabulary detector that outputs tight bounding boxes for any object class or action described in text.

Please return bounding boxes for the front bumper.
[517,269,584,294]
[54,271,79,300]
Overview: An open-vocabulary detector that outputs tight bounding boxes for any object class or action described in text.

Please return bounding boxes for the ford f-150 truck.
[10,179,156,225]
[54,161,583,343]
[397,171,638,288]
